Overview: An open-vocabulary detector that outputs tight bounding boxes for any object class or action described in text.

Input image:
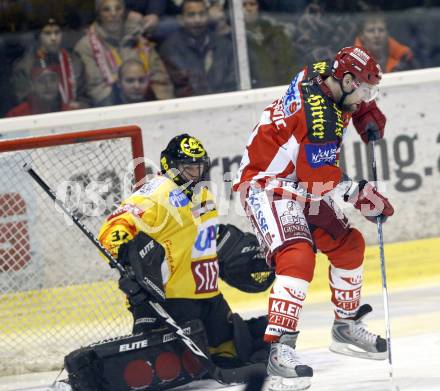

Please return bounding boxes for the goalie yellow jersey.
[98,175,220,299]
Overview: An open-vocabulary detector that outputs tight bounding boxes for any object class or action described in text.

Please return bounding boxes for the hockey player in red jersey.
[233,46,395,391]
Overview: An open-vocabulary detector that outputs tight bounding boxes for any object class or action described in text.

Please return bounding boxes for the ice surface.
[1,285,439,391]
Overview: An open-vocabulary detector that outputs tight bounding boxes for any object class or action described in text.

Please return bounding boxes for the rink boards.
[2,235,439,333]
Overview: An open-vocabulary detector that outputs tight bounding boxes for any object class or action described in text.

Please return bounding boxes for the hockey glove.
[352,101,386,143]
[119,275,149,306]
[343,180,394,223]
[217,224,274,293]
[117,232,166,302]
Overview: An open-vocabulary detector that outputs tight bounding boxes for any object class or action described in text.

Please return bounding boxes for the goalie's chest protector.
[132,176,220,300]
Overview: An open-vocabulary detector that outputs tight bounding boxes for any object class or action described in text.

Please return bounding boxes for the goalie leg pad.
[65,319,209,391]
[231,313,269,365]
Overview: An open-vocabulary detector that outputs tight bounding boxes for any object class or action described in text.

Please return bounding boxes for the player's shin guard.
[329,265,363,319]
[264,275,309,343]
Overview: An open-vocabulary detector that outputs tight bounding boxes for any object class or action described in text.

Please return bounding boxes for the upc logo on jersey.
[191,259,219,294]
[192,222,217,258]
[305,143,338,168]
[169,189,189,207]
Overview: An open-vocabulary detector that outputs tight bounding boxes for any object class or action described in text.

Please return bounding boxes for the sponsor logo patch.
[247,194,269,234]
[282,70,304,117]
[305,143,338,168]
[312,61,329,74]
[135,177,165,196]
[268,298,302,331]
[192,222,217,258]
[332,288,361,311]
[279,200,311,241]
[351,47,370,65]
[107,203,143,220]
[169,188,189,207]
[304,87,346,142]
[191,258,219,294]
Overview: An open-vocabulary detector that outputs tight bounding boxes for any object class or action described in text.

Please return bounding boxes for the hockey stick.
[368,133,399,390]
[24,165,266,385]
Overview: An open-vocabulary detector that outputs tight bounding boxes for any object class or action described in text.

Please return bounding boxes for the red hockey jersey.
[233,60,352,195]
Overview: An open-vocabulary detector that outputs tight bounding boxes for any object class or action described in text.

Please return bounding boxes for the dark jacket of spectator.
[246,18,298,88]
[125,0,167,16]
[160,27,236,97]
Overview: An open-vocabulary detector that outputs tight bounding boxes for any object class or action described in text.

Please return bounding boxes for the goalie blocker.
[217,224,275,293]
[65,320,208,391]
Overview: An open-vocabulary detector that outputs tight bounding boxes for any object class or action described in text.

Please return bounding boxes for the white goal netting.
[0,126,146,375]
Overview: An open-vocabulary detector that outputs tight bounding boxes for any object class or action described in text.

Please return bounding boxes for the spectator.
[207,0,231,38]
[11,17,88,110]
[354,12,416,72]
[74,0,173,106]
[159,0,237,97]
[125,0,167,35]
[243,0,298,88]
[111,58,154,103]
[290,3,356,64]
[6,67,75,117]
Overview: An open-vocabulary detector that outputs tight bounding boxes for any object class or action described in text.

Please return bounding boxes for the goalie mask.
[160,134,210,195]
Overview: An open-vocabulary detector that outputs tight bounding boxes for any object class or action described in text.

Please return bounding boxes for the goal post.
[0,126,147,375]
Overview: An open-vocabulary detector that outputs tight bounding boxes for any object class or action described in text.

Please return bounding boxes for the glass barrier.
[244,1,440,88]
[0,0,240,118]
[1,0,439,118]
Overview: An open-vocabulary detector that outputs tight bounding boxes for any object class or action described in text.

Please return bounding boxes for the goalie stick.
[25,165,266,385]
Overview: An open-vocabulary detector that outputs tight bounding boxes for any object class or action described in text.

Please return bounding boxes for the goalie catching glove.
[117,232,166,303]
[217,224,274,293]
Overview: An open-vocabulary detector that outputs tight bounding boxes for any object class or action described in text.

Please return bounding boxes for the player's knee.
[332,228,365,269]
[274,241,316,282]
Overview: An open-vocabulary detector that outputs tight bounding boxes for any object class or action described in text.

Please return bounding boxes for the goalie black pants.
[130,293,234,348]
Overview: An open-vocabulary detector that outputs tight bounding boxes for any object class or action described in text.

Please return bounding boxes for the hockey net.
[0,126,147,376]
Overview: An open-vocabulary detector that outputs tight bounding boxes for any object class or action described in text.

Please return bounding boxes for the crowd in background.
[0,0,439,118]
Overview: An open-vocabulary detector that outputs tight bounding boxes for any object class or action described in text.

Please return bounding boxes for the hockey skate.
[267,332,313,391]
[330,304,387,360]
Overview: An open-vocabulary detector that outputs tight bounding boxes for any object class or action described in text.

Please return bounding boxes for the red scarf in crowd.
[36,48,76,104]
[87,23,152,86]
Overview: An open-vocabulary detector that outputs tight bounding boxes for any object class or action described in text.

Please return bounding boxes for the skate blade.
[268,375,312,391]
[329,341,387,360]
